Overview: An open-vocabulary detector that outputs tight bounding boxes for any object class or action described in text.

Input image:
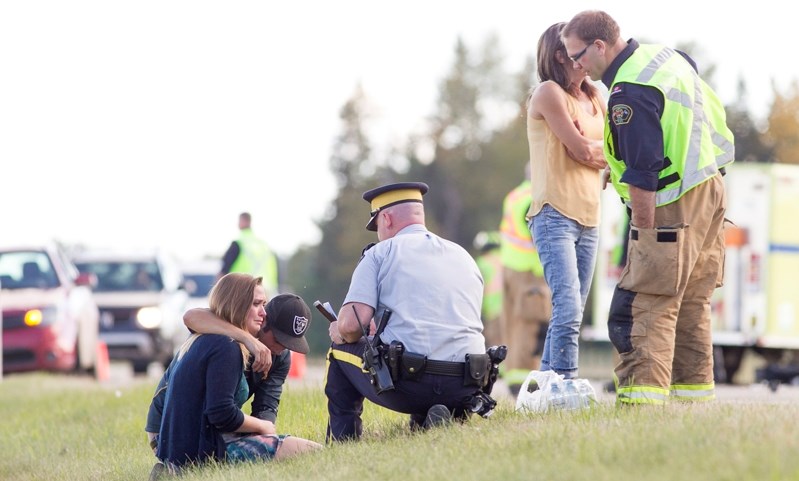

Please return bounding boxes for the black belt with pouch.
[391,344,490,387]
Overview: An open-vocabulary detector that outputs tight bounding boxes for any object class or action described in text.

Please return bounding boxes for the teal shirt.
[234,372,249,408]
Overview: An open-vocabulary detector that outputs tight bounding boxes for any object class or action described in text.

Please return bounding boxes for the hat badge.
[293,315,308,335]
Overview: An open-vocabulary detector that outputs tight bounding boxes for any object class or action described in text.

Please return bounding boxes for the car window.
[75,261,164,292]
[0,251,60,289]
[183,273,215,298]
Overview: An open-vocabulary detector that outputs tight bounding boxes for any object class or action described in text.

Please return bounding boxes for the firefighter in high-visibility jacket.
[499,170,551,391]
[220,212,279,297]
[563,11,734,405]
[474,231,503,347]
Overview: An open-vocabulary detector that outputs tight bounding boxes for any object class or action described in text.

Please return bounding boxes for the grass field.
[1,371,798,481]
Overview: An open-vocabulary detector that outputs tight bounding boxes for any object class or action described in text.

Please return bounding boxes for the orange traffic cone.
[95,340,110,382]
[288,351,306,379]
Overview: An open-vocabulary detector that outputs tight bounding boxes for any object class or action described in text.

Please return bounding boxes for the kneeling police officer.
[324,181,504,442]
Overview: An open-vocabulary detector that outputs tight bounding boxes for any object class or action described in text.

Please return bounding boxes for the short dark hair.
[563,10,620,44]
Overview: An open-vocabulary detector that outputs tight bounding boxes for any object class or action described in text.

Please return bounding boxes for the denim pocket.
[618,224,687,296]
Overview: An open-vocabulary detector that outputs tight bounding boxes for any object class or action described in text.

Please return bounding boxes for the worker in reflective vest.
[499,169,550,392]
[563,11,734,405]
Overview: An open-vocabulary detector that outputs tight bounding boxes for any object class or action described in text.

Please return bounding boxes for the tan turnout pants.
[501,268,551,371]
[609,173,726,398]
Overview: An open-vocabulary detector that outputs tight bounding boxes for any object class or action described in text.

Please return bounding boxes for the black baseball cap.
[265,294,312,354]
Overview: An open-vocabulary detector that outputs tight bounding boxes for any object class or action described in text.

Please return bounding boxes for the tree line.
[283,35,799,356]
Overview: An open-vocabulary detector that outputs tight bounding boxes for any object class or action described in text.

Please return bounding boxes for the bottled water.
[543,377,596,412]
[548,382,568,411]
[563,379,582,410]
[576,379,596,408]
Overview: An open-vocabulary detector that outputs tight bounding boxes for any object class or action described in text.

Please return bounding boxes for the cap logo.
[293,315,308,335]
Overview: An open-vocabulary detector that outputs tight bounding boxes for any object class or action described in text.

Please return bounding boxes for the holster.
[463,353,491,388]
[387,341,404,381]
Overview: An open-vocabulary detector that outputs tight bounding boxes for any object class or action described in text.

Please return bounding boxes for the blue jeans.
[530,204,598,378]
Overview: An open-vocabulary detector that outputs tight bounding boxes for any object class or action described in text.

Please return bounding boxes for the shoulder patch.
[611,104,633,125]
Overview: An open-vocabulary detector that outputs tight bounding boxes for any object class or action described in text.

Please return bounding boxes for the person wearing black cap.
[325,182,496,441]
[145,281,319,476]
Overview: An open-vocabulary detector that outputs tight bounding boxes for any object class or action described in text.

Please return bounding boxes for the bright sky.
[2,1,793,261]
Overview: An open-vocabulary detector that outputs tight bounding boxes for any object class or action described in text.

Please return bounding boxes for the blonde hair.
[177,273,263,365]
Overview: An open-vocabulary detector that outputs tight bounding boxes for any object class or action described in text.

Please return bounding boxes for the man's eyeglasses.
[569,40,596,63]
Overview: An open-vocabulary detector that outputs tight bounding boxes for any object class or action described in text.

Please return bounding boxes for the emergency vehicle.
[584,163,799,388]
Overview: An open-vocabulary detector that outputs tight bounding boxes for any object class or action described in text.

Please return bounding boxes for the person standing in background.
[474,231,503,347]
[220,212,279,297]
[563,10,733,404]
[498,164,551,393]
[526,22,607,381]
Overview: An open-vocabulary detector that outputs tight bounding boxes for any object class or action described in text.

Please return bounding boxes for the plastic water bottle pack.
[515,370,597,413]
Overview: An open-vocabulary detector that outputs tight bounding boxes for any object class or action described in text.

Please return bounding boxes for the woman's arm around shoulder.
[184,308,272,374]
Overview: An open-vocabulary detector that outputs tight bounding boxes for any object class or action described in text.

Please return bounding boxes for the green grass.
[1,373,798,481]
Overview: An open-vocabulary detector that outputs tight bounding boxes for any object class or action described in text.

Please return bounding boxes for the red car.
[1,244,100,374]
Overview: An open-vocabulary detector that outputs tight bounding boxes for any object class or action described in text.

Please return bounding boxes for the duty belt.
[390,343,490,387]
[425,359,465,377]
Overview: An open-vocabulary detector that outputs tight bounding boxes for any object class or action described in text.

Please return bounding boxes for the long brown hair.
[178,273,263,364]
[209,272,263,332]
[533,22,599,99]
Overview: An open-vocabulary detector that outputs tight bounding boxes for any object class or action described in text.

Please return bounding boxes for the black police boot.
[148,461,165,481]
[409,412,425,431]
[423,404,452,429]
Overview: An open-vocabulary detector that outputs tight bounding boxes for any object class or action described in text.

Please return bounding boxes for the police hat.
[363,182,429,231]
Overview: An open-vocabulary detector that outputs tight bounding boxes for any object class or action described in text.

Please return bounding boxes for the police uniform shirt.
[602,38,699,193]
[343,224,486,362]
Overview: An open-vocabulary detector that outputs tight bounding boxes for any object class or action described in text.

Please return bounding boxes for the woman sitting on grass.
[153,273,321,474]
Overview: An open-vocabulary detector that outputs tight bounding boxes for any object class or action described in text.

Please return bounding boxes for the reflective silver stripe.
[712,130,736,167]
[671,388,715,399]
[644,47,732,206]
[636,47,674,83]
[663,60,703,205]
[665,88,693,109]
[681,65,706,191]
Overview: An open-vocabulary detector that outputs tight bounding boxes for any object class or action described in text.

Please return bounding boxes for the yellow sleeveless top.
[526,87,603,227]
